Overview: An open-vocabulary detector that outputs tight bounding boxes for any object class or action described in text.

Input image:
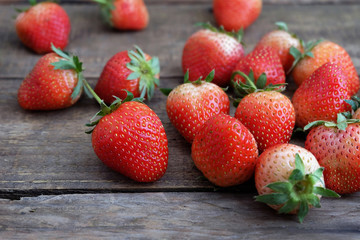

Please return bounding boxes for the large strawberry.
[18,45,87,110]
[15,0,71,54]
[292,62,351,128]
[92,0,149,30]
[213,0,262,31]
[162,70,230,143]
[255,143,340,223]
[94,46,160,104]
[304,113,360,194]
[254,22,303,72]
[182,23,244,87]
[191,113,258,187]
[290,40,359,95]
[232,71,295,152]
[231,46,285,87]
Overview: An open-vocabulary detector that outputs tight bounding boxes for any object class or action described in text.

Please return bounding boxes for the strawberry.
[232,72,295,152]
[18,45,87,110]
[85,83,168,182]
[290,40,359,95]
[162,70,230,143]
[15,0,71,54]
[231,46,286,87]
[191,113,258,187]
[94,46,160,104]
[182,23,244,87]
[255,143,340,223]
[254,22,303,72]
[213,0,262,31]
[292,62,351,128]
[304,113,360,194]
[92,0,149,30]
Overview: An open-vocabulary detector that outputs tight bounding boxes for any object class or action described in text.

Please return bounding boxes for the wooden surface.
[1,0,360,239]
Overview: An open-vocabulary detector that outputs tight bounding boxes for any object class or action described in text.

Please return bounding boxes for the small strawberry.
[304,113,360,194]
[289,40,359,95]
[232,71,295,152]
[292,62,351,128]
[18,45,87,110]
[15,0,71,54]
[94,46,160,104]
[213,0,262,31]
[182,23,244,87]
[92,0,149,30]
[254,22,303,72]
[231,46,286,87]
[191,113,258,187]
[255,143,340,223]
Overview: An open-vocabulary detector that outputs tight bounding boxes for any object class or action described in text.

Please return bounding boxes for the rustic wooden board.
[0,192,359,239]
[1,4,360,78]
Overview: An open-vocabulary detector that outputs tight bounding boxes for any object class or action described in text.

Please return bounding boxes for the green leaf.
[278,198,299,214]
[303,120,327,131]
[51,60,76,70]
[160,88,172,96]
[150,57,160,75]
[289,169,304,182]
[275,21,288,32]
[71,76,83,100]
[127,72,141,80]
[266,182,292,194]
[29,0,37,6]
[184,70,190,83]
[295,153,305,175]
[289,46,302,60]
[256,73,267,89]
[204,70,215,83]
[310,167,325,185]
[255,193,289,205]
[51,43,70,60]
[313,187,340,198]
[298,201,309,223]
[307,195,321,208]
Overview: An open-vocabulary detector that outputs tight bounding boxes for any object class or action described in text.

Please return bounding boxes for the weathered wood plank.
[1,4,360,79]
[0,192,359,239]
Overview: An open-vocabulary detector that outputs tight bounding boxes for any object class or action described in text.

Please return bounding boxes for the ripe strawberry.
[94,46,160,104]
[304,113,360,194]
[292,62,351,128]
[93,0,149,30]
[254,22,303,72]
[182,23,244,87]
[18,45,86,110]
[232,72,295,152]
[255,143,339,223]
[162,70,230,143]
[213,0,262,31]
[192,113,258,187]
[15,0,71,54]
[231,46,286,87]
[290,40,359,95]
[85,85,168,182]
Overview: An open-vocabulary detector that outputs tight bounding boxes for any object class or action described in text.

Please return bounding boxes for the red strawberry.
[191,113,258,187]
[290,40,359,95]
[15,0,71,54]
[85,87,168,182]
[213,0,262,31]
[231,46,286,87]
[93,0,149,30]
[94,46,160,104]
[182,23,244,87]
[163,70,230,143]
[232,72,295,152]
[18,45,86,110]
[255,143,339,223]
[254,22,303,72]
[304,113,360,194]
[292,62,351,128]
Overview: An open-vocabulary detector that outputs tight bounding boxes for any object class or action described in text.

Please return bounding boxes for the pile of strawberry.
[15,0,360,223]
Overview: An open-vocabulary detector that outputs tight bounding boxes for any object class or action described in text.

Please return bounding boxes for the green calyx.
[195,22,244,44]
[275,21,299,40]
[255,153,340,223]
[50,43,92,100]
[345,96,360,114]
[92,0,115,26]
[15,0,37,13]
[304,112,360,131]
[126,46,160,101]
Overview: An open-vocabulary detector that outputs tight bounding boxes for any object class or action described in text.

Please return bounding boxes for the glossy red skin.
[232,46,285,86]
[213,0,262,31]
[18,53,79,110]
[166,81,230,143]
[111,0,149,30]
[191,113,258,187]
[292,62,351,128]
[305,124,360,194]
[15,2,71,54]
[235,91,295,153]
[182,29,244,87]
[92,101,168,182]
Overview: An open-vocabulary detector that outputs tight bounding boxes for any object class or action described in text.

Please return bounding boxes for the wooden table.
[1,0,360,238]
